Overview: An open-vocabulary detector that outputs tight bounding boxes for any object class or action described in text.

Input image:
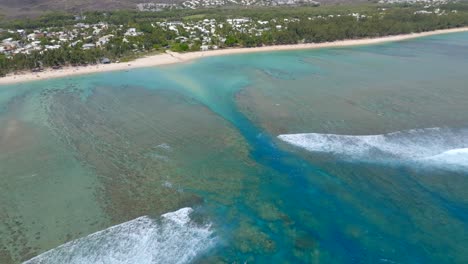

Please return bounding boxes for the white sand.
[1,27,468,85]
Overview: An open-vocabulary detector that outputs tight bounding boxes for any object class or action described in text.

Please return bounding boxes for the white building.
[82,43,96,50]
[124,28,141,37]
[97,35,114,46]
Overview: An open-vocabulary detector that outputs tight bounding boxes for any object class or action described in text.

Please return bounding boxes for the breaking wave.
[24,207,215,264]
[421,148,468,169]
[278,127,468,169]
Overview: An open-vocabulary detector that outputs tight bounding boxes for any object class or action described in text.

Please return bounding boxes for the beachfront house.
[101,58,111,64]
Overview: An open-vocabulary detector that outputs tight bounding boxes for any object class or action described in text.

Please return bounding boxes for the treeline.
[216,9,468,48]
[1,12,76,30]
[0,47,105,76]
[0,37,150,76]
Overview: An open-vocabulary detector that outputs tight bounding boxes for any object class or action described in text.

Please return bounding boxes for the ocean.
[1,32,468,263]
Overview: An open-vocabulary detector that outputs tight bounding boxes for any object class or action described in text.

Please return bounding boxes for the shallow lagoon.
[1,32,468,263]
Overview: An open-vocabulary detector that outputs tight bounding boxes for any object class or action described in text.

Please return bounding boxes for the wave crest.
[422,148,468,169]
[24,207,215,264]
[278,127,468,169]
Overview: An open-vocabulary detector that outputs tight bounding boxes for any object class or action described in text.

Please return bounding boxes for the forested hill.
[3,0,139,19]
[0,0,366,19]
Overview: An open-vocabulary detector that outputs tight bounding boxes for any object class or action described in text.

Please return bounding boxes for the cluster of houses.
[0,37,21,55]
[0,30,67,56]
[273,0,319,6]
[378,0,450,5]
[0,12,383,57]
[0,22,114,57]
[137,0,319,11]
[375,0,457,15]
[137,3,180,11]
[155,17,290,49]
[0,4,456,58]
[153,13,375,50]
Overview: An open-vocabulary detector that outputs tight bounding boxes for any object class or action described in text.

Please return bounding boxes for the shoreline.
[1,27,468,85]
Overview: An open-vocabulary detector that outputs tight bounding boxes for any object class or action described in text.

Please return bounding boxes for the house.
[82,43,96,50]
[93,28,102,35]
[35,33,45,39]
[3,44,16,52]
[414,10,432,14]
[168,26,179,34]
[101,57,111,64]
[200,45,209,51]
[175,36,188,43]
[45,45,61,50]
[27,33,37,41]
[2,38,13,44]
[71,40,82,47]
[75,15,87,21]
[75,23,89,28]
[168,21,183,26]
[97,35,114,47]
[124,28,141,37]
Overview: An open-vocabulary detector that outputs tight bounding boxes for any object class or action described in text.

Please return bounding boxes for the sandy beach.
[1,27,467,85]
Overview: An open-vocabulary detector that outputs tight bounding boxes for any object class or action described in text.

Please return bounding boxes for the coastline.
[1,27,467,85]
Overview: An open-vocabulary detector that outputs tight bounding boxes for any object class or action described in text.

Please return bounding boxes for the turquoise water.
[1,32,468,263]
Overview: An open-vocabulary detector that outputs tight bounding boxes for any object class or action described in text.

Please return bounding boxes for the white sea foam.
[155,143,172,151]
[24,207,215,264]
[278,127,468,169]
[421,148,468,169]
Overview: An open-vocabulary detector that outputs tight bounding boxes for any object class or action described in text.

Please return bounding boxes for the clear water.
[1,32,468,264]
